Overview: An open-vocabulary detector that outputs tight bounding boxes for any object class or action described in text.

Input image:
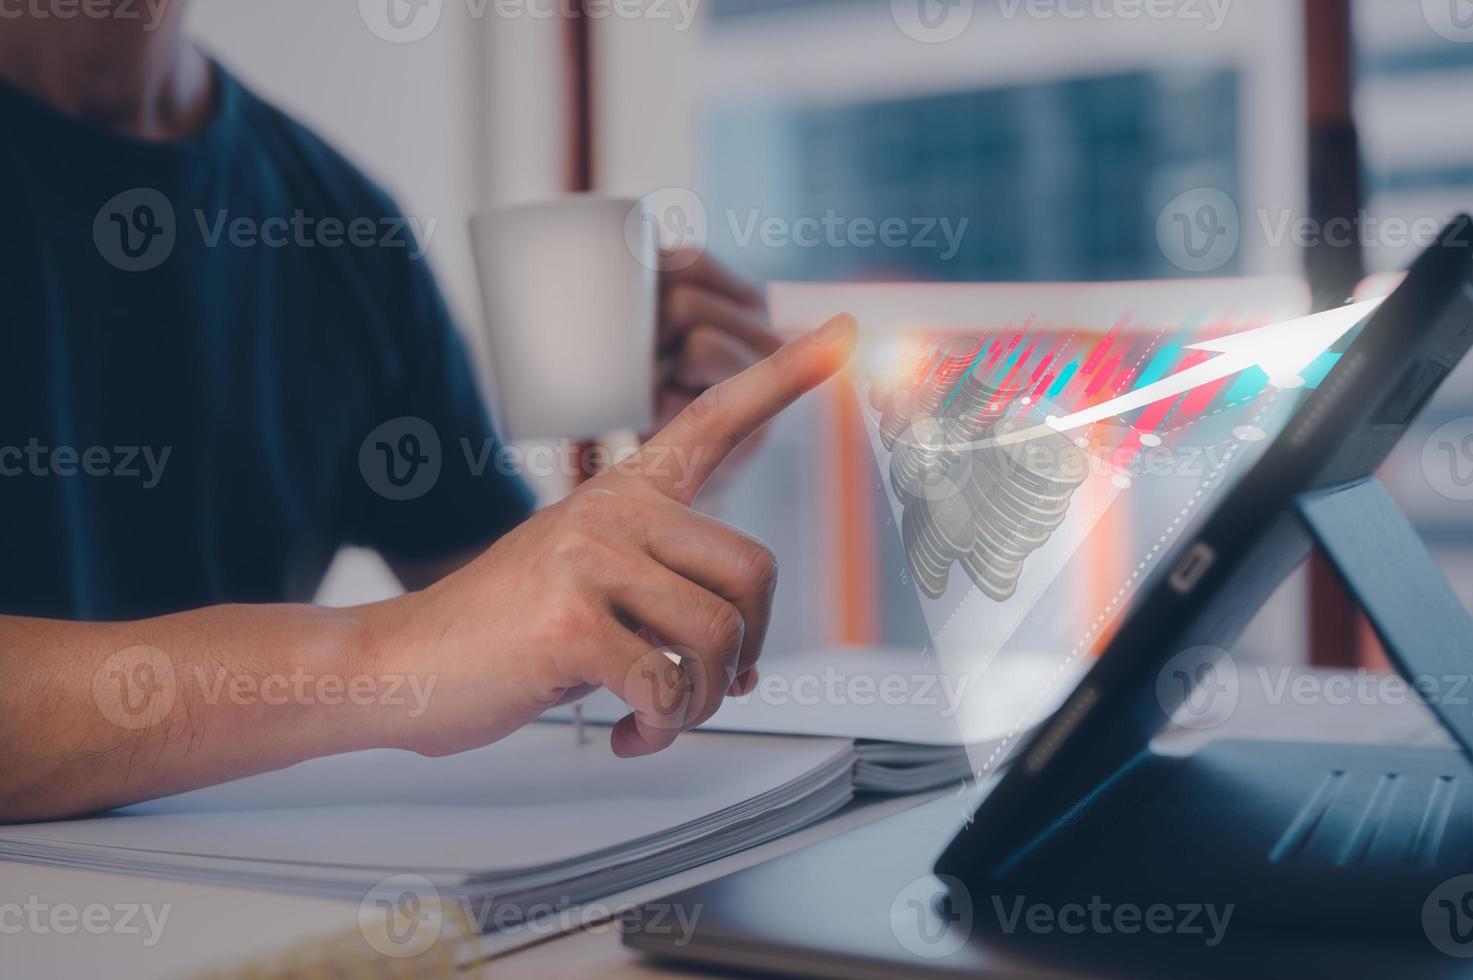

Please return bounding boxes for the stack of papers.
[547,646,1070,793]
[0,648,1067,934]
[0,724,855,928]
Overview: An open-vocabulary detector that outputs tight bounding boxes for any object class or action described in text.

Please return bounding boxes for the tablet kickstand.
[1297,476,1473,758]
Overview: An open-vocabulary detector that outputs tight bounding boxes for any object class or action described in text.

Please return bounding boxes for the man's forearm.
[0,603,397,822]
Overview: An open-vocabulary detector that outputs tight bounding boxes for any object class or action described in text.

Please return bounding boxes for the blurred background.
[188,0,1472,670]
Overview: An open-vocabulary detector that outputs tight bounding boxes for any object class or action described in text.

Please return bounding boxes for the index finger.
[631,313,857,505]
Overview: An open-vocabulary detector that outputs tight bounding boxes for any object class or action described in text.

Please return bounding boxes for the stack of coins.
[867,336,1091,605]
[901,470,976,600]
[959,417,1087,601]
[946,369,1025,438]
[940,370,1024,472]
[889,417,948,502]
[878,390,918,450]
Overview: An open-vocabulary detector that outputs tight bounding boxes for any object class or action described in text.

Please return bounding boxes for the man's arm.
[0,315,856,824]
[0,604,386,822]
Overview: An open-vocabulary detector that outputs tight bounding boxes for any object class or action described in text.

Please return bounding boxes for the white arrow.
[962,299,1383,450]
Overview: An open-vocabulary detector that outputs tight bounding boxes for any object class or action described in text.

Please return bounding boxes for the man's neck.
[0,2,214,141]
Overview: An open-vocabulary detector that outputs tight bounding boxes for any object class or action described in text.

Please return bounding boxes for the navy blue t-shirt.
[0,65,534,621]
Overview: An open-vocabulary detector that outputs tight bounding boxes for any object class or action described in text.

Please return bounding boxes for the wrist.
[346,593,430,753]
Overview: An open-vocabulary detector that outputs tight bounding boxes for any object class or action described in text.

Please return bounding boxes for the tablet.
[936,214,1473,884]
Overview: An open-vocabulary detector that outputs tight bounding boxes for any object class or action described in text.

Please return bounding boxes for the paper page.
[2,724,853,874]
[550,646,1075,746]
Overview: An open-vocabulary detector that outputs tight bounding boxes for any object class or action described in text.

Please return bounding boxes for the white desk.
[2,667,1450,979]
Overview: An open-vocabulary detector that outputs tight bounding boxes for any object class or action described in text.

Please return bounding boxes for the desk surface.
[492,668,1454,979]
[2,666,1452,980]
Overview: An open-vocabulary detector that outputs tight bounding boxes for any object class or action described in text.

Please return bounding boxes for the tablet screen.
[854,281,1380,756]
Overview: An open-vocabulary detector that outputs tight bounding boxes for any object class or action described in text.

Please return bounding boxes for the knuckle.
[734,539,779,593]
[704,600,745,655]
[682,383,724,430]
[566,488,619,527]
[544,596,603,647]
[684,326,722,359]
[666,283,698,324]
[550,529,603,569]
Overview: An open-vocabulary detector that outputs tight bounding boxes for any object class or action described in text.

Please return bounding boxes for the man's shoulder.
[221,64,401,218]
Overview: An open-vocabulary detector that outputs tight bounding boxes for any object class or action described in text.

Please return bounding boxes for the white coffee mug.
[469,197,658,441]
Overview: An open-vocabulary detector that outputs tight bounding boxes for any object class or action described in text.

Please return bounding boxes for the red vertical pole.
[564,1,594,195]
[565,3,600,485]
[1304,0,1370,668]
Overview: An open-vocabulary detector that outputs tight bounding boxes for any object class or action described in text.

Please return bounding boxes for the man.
[0,2,856,822]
